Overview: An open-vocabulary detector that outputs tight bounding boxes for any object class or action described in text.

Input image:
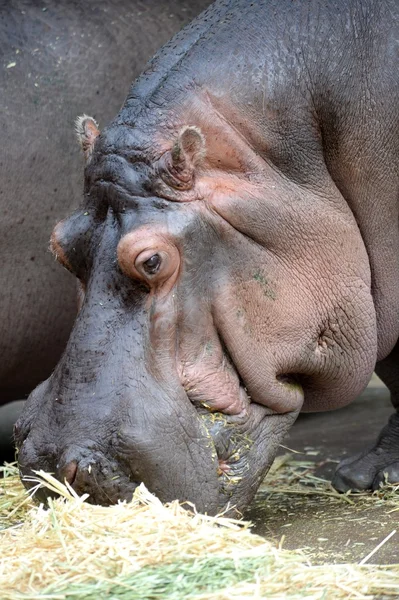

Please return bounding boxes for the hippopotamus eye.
[117,231,181,293]
[143,253,161,275]
[135,249,167,280]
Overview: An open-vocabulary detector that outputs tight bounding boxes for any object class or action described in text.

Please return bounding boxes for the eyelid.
[135,248,161,267]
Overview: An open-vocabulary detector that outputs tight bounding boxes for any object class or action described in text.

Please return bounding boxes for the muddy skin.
[0,1,210,459]
[16,0,399,514]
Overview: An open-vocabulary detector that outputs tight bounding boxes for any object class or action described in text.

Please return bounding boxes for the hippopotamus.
[0,0,210,463]
[15,0,399,515]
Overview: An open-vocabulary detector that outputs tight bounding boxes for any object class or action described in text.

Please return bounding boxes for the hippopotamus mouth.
[17,381,297,515]
[16,361,298,514]
[16,82,376,514]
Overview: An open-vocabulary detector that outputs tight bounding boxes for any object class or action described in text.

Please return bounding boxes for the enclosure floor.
[246,379,399,564]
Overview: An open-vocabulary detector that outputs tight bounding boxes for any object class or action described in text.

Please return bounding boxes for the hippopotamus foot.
[0,400,25,464]
[332,412,399,492]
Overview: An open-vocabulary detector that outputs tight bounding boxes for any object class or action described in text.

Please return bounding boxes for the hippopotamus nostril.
[59,460,78,487]
[14,415,31,447]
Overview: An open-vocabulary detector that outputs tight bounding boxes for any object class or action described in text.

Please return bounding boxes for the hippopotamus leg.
[333,345,399,492]
[0,401,25,464]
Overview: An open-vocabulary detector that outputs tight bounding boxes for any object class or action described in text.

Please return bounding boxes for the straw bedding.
[1,463,399,600]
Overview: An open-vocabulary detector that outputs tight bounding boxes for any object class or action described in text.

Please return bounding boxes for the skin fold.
[16,0,399,514]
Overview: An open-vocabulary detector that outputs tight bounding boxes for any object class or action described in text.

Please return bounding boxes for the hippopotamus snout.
[15,378,139,505]
[16,352,221,513]
[18,430,140,506]
[15,382,134,504]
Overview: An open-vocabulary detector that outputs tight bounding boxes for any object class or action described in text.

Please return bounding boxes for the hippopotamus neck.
[108,1,399,359]
[112,0,399,363]
[324,153,399,362]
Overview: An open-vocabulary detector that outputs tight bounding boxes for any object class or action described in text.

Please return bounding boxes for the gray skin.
[16,0,399,515]
[0,1,210,461]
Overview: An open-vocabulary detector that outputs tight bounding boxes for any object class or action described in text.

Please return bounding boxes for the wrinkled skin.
[0,0,210,458]
[16,0,399,514]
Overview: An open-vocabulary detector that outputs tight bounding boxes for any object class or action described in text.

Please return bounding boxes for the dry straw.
[1,462,399,599]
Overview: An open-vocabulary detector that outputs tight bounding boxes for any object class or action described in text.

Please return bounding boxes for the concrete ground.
[247,376,399,565]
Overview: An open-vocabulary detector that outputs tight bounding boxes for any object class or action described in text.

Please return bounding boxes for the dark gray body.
[15,0,399,513]
[0,1,210,458]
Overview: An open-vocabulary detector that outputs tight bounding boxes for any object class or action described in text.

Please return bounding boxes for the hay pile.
[1,463,399,599]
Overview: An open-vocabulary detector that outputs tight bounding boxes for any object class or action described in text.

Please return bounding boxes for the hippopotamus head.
[16,96,376,514]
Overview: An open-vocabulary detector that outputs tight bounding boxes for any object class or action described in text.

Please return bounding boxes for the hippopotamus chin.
[16,0,399,514]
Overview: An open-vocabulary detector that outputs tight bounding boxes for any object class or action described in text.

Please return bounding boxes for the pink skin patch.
[181,363,249,416]
[218,459,232,476]
[178,330,250,417]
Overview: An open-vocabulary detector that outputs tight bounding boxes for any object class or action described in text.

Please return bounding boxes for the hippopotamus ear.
[75,115,100,161]
[162,126,206,190]
[172,125,206,167]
